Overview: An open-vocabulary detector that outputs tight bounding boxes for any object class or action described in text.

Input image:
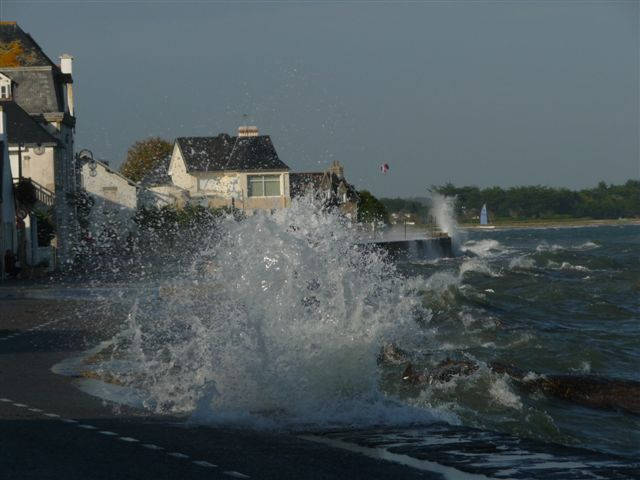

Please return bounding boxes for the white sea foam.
[489,378,522,410]
[461,239,505,257]
[508,256,535,270]
[536,242,564,252]
[522,371,544,382]
[536,240,599,252]
[424,271,461,293]
[560,262,590,272]
[459,258,499,277]
[547,260,591,272]
[108,196,443,428]
[429,193,459,240]
[576,241,599,250]
[570,361,591,374]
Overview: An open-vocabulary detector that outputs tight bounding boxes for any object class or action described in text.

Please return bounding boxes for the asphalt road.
[0,297,439,480]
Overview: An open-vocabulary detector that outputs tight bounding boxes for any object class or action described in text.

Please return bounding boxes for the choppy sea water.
[393,225,639,458]
[48,201,638,478]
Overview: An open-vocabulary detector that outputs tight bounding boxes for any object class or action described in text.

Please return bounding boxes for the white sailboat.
[478,203,495,229]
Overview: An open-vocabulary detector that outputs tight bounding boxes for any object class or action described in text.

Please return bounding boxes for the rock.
[402,363,426,384]
[377,343,410,365]
[402,359,640,414]
[402,358,478,385]
[491,362,640,415]
[428,358,479,383]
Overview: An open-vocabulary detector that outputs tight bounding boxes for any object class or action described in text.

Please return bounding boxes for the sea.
[52,199,640,478]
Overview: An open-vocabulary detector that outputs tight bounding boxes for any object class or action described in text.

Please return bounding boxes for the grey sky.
[3,0,638,197]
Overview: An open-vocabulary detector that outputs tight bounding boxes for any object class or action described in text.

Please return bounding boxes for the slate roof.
[0,22,56,68]
[4,69,64,113]
[289,172,325,197]
[0,100,59,146]
[176,134,289,173]
[0,23,66,113]
[290,170,359,202]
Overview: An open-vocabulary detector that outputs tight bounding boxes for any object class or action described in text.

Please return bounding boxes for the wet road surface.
[0,297,436,480]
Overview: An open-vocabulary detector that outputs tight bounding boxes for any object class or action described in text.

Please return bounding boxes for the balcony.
[12,177,55,208]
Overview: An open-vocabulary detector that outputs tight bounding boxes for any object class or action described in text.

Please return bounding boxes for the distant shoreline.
[460,218,640,230]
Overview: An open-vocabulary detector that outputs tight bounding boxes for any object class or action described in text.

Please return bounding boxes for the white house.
[144,126,291,213]
[0,100,58,268]
[0,21,77,265]
[79,159,138,240]
[138,155,188,208]
[0,105,17,279]
[289,160,359,218]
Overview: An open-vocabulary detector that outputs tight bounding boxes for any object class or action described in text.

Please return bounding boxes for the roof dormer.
[0,73,12,100]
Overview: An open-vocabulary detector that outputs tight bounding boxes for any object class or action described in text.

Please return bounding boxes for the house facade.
[1,100,58,268]
[0,21,76,265]
[0,105,17,279]
[138,154,188,208]
[290,160,359,218]
[159,126,291,213]
[79,159,138,239]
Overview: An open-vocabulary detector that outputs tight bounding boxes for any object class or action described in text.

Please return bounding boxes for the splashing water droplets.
[110,196,431,427]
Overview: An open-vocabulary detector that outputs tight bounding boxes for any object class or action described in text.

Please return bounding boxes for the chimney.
[329,160,344,179]
[238,126,259,138]
[59,54,74,116]
[60,53,73,74]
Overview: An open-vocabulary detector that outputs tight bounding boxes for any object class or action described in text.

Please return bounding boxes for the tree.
[357,190,388,224]
[431,181,640,221]
[120,137,173,182]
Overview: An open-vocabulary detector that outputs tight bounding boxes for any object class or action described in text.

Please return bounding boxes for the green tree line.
[381,180,640,222]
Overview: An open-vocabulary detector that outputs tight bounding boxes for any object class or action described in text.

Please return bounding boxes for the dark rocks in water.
[401,359,640,415]
[489,361,527,379]
[536,375,640,415]
[491,362,640,415]
[377,343,410,365]
[401,363,425,384]
[402,358,478,385]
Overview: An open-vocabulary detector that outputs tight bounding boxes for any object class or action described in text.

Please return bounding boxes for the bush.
[14,179,37,207]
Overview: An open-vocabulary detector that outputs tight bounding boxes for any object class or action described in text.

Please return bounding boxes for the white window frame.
[0,75,11,99]
[247,174,281,197]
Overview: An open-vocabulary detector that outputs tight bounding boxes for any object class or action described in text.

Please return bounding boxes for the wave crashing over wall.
[108,197,440,428]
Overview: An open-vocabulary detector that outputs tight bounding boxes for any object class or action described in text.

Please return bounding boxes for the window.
[0,77,11,99]
[248,175,280,197]
[102,186,117,201]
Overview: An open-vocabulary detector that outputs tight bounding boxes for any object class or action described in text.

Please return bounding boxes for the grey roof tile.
[290,171,359,201]
[2,69,63,113]
[176,134,289,172]
[0,22,56,67]
[0,99,59,145]
[0,23,66,113]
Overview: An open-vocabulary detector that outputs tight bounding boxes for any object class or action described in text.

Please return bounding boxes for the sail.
[480,204,488,225]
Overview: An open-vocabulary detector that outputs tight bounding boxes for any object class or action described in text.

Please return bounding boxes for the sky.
[2,0,638,197]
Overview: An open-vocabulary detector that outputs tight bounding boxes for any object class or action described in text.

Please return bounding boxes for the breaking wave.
[75,198,639,458]
[536,240,600,252]
[104,197,448,428]
[429,193,459,241]
[460,239,506,257]
[459,258,499,277]
[547,260,591,272]
[508,255,536,270]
